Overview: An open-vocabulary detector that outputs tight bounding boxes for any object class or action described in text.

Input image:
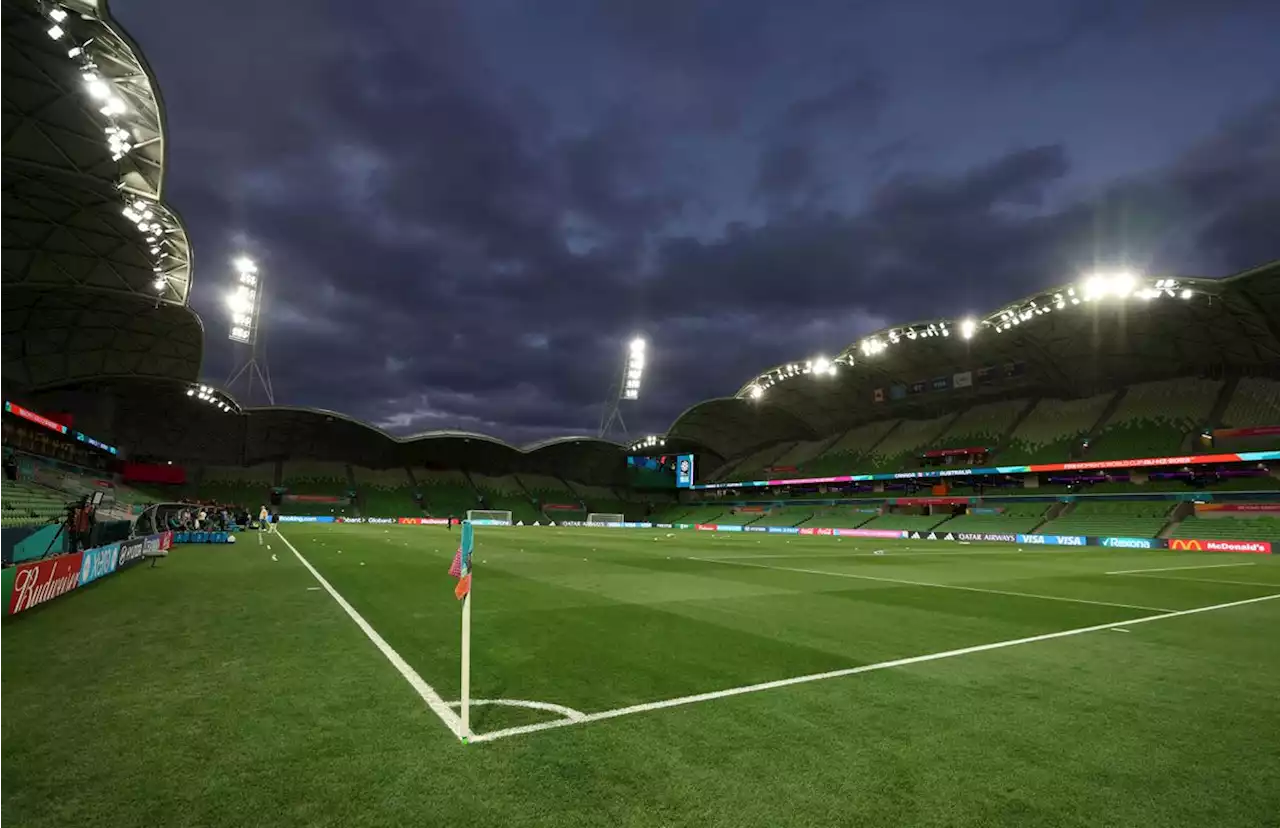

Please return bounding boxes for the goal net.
[587,513,625,526]
[466,510,512,526]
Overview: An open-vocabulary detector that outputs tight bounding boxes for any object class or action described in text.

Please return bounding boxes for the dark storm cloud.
[115,0,1279,445]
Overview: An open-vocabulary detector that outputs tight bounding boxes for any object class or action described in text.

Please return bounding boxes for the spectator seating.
[858,513,949,533]
[353,467,419,518]
[933,502,1051,534]
[677,506,730,525]
[281,461,349,495]
[646,504,696,524]
[714,510,763,526]
[199,464,275,509]
[1037,500,1172,538]
[517,474,579,506]
[1,479,68,526]
[1087,378,1221,460]
[749,506,815,527]
[770,439,832,470]
[416,469,481,518]
[930,399,1028,449]
[801,507,879,529]
[998,392,1113,464]
[468,474,540,524]
[565,481,636,520]
[801,420,900,477]
[1220,377,1280,428]
[863,415,953,472]
[1169,516,1280,542]
[719,443,790,482]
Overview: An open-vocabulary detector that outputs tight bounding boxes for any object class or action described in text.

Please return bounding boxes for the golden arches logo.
[1168,539,1204,551]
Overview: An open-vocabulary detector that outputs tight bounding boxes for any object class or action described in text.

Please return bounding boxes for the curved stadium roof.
[667,263,1280,460]
[2,0,201,390]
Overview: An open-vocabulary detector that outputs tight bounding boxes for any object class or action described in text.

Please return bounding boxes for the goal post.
[587,513,625,526]
[466,509,512,526]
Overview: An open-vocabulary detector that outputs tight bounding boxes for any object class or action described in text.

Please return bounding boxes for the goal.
[587,513,625,526]
[466,510,512,526]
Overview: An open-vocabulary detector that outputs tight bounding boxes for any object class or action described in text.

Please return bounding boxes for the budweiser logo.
[10,554,83,615]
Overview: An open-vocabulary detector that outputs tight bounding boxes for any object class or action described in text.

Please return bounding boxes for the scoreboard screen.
[627,454,695,489]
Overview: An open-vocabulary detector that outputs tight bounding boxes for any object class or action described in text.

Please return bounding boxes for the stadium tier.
[932,502,1052,534]
[997,392,1115,464]
[281,461,349,495]
[929,399,1029,450]
[1219,377,1280,428]
[467,474,541,524]
[1036,501,1173,538]
[800,420,900,476]
[352,467,419,518]
[801,506,880,529]
[1169,516,1280,542]
[861,414,955,472]
[198,464,275,508]
[1085,378,1222,460]
[415,469,481,518]
[857,513,950,533]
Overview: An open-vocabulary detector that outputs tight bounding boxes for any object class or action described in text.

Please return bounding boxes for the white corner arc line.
[695,557,1175,613]
[276,531,463,738]
[445,698,586,722]
[1106,562,1257,575]
[469,592,1280,744]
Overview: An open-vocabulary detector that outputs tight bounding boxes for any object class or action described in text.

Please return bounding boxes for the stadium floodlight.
[47,24,64,39]
[1180,288,1193,299]
[960,318,977,340]
[621,337,647,401]
[749,384,764,400]
[225,255,276,405]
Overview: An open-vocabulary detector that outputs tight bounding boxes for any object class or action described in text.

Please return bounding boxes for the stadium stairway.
[1080,388,1127,458]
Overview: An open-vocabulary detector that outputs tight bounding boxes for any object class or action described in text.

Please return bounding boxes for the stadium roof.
[22,377,631,482]
[667,262,1280,459]
[2,0,201,391]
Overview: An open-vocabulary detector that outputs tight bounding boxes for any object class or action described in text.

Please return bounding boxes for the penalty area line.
[469,591,1280,744]
[275,531,463,739]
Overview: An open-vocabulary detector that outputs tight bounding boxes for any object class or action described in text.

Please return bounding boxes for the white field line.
[276,531,463,739]
[470,592,1280,744]
[700,548,1080,560]
[694,557,1174,613]
[1118,574,1280,588]
[445,698,586,722]
[1106,562,1257,576]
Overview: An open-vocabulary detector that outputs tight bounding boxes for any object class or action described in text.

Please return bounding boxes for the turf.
[4,525,1280,827]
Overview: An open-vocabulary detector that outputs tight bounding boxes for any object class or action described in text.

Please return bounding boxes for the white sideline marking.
[695,557,1174,613]
[445,698,586,722]
[1119,574,1280,589]
[276,531,463,738]
[1111,628,1130,633]
[1107,562,1257,576]
[469,592,1280,744]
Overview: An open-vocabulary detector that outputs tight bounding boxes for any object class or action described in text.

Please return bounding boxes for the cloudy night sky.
[116,0,1279,445]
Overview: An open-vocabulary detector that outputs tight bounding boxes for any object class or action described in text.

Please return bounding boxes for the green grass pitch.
[4,524,1280,827]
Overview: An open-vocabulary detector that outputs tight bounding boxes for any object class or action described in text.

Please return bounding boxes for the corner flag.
[448,521,474,600]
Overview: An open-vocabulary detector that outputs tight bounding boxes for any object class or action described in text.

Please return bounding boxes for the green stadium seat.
[998,392,1113,464]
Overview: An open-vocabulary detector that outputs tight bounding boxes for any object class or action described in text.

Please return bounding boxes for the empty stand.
[931,399,1028,449]
[468,474,540,523]
[801,420,900,477]
[862,415,954,472]
[353,467,418,518]
[1220,377,1280,428]
[416,469,481,518]
[1037,500,1173,538]
[1086,379,1221,460]
[199,464,275,508]
[932,502,1050,534]
[1169,516,1280,542]
[999,392,1113,464]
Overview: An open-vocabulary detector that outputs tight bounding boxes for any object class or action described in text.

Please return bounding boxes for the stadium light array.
[630,434,667,451]
[42,2,184,299]
[187,384,237,413]
[227,256,261,344]
[622,337,646,400]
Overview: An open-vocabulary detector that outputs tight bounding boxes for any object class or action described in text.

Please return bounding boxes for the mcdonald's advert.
[1166,538,1271,554]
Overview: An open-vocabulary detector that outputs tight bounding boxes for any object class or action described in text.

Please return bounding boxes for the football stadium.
[3,3,1280,827]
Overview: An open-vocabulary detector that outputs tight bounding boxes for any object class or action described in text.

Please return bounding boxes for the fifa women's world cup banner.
[3,531,173,616]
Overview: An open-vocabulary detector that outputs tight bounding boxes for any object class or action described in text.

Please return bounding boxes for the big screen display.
[627,454,695,489]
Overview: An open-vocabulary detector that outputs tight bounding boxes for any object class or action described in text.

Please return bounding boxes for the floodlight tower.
[599,336,646,440]
[224,256,275,405]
